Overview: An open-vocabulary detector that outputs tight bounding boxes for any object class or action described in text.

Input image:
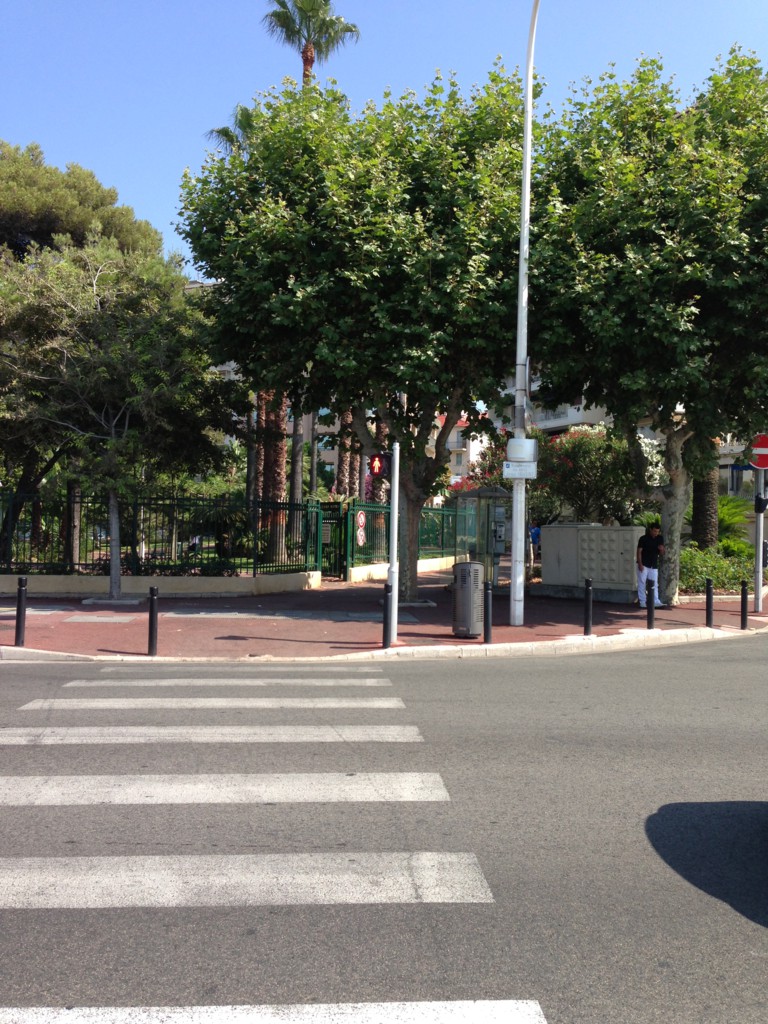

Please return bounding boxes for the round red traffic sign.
[750,433,768,469]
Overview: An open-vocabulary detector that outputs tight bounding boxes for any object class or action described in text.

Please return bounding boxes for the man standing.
[637,524,665,608]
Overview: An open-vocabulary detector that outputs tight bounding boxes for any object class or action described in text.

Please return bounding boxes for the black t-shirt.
[637,533,664,569]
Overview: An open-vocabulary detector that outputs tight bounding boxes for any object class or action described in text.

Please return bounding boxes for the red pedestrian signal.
[370,453,392,479]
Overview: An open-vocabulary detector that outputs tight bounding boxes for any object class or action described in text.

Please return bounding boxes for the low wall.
[0,572,321,600]
[347,555,461,583]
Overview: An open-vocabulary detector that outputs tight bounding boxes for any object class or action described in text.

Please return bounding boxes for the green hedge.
[679,544,761,593]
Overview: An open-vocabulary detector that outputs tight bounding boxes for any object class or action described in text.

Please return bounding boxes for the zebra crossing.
[0,662,547,1023]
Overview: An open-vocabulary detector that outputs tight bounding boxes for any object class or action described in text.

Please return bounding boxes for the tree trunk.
[309,412,318,496]
[263,392,288,564]
[335,409,353,495]
[107,488,122,600]
[349,449,360,499]
[398,482,427,603]
[301,41,315,84]
[288,411,304,543]
[659,426,693,606]
[64,477,81,573]
[691,464,720,549]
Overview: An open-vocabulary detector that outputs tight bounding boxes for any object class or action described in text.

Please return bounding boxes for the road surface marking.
[19,697,406,711]
[0,852,494,907]
[0,1001,548,1022]
[63,615,136,623]
[0,725,423,745]
[0,772,449,804]
[97,665,385,674]
[63,677,392,688]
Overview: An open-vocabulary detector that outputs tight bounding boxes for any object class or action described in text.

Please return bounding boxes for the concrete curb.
[2,622,765,664]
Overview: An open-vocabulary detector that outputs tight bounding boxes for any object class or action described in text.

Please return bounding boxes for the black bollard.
[382,582,392,649]
[646,579,655,629]
[741,580,748,630]
[584,577,593,636]
[148,585,159,657]
[705,577,714,629]
[483,580,493,644]
[14,576,27,647]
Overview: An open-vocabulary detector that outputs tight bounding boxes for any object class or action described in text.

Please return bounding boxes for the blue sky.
[4,0,768,270]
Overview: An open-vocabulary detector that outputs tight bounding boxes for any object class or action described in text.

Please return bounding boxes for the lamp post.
[510,0,541,626]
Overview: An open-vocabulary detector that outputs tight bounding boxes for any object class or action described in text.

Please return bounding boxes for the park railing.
[0,491,463,579]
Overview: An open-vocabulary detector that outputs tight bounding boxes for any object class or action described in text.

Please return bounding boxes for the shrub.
[679,543,757,593]
[718,538,754,560]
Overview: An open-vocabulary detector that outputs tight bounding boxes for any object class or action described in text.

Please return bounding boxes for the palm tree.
[262,0,360,85]
[206,104,259,154]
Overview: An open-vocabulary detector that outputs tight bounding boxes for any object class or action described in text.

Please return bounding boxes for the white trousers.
[637,565,660,606]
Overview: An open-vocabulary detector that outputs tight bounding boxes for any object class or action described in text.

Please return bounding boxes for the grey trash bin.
[452,561,484,638]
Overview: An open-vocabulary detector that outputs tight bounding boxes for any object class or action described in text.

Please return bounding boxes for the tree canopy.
[531,50,768,602]
[0,234,247,593]
[179,71,525,597]
[0,141,161,257]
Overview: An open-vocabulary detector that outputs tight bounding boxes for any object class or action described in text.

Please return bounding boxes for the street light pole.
[510,0,541,626]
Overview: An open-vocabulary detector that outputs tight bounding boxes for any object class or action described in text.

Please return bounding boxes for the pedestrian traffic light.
[370,453,391,479]
[755,494,768,514]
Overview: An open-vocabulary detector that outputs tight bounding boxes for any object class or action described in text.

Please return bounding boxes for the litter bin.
[453,561,485,638]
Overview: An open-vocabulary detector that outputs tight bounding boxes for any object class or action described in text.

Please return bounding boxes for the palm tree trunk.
[335,409,353,495]
[301,41,315,84]
[691,466,720,549]
[309,412,318,495]
[288,410,304,543]
[263,392,288,564]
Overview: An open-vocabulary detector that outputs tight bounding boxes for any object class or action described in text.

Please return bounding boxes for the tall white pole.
[510,0,541,626]
[755,467,764,612]
[388,442,400,645]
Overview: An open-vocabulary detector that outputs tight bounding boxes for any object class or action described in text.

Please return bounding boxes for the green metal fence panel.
[0,490,461,578]
[419,506,458,558]
[0,492,324,577]
[347,501,390,569]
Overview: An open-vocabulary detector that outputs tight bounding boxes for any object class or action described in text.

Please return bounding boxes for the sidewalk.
[2,573,767,662]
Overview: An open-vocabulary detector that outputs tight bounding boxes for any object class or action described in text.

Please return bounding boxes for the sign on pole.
[749,433,768,469]
[503,461,537,480]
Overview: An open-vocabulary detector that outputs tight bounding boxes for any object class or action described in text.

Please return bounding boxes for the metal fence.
[0,492,462,579]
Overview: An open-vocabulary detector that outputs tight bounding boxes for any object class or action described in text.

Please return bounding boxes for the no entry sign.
[750,433,768,469]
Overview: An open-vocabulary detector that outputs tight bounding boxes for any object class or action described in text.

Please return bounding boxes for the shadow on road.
[646,802,768,927]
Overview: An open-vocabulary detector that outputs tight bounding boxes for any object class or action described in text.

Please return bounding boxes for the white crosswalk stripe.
[0,725,424,745]
[19,697,406,710]
[0,852,493,908]
[63,677,392,687]
[0,772,450,804]
[96,665,385,675]
[0,1001,548,1022]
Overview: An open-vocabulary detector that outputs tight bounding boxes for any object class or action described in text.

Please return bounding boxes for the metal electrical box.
[452,561,485,638]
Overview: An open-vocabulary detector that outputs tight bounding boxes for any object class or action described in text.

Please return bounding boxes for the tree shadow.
[645,802,768,927]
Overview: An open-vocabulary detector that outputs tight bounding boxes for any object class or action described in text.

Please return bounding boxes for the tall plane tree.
[180,71,524,599]
[532,53,768,603]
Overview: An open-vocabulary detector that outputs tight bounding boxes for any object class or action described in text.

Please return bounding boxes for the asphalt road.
[0,637,766,1023]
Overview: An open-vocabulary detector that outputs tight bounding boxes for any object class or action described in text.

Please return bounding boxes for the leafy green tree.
[457,424,648,525]
[0,141,160,257]
[532,53,768,603]
[0,235,246,596]
[180,72,524,598]
[262,0,360,84]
